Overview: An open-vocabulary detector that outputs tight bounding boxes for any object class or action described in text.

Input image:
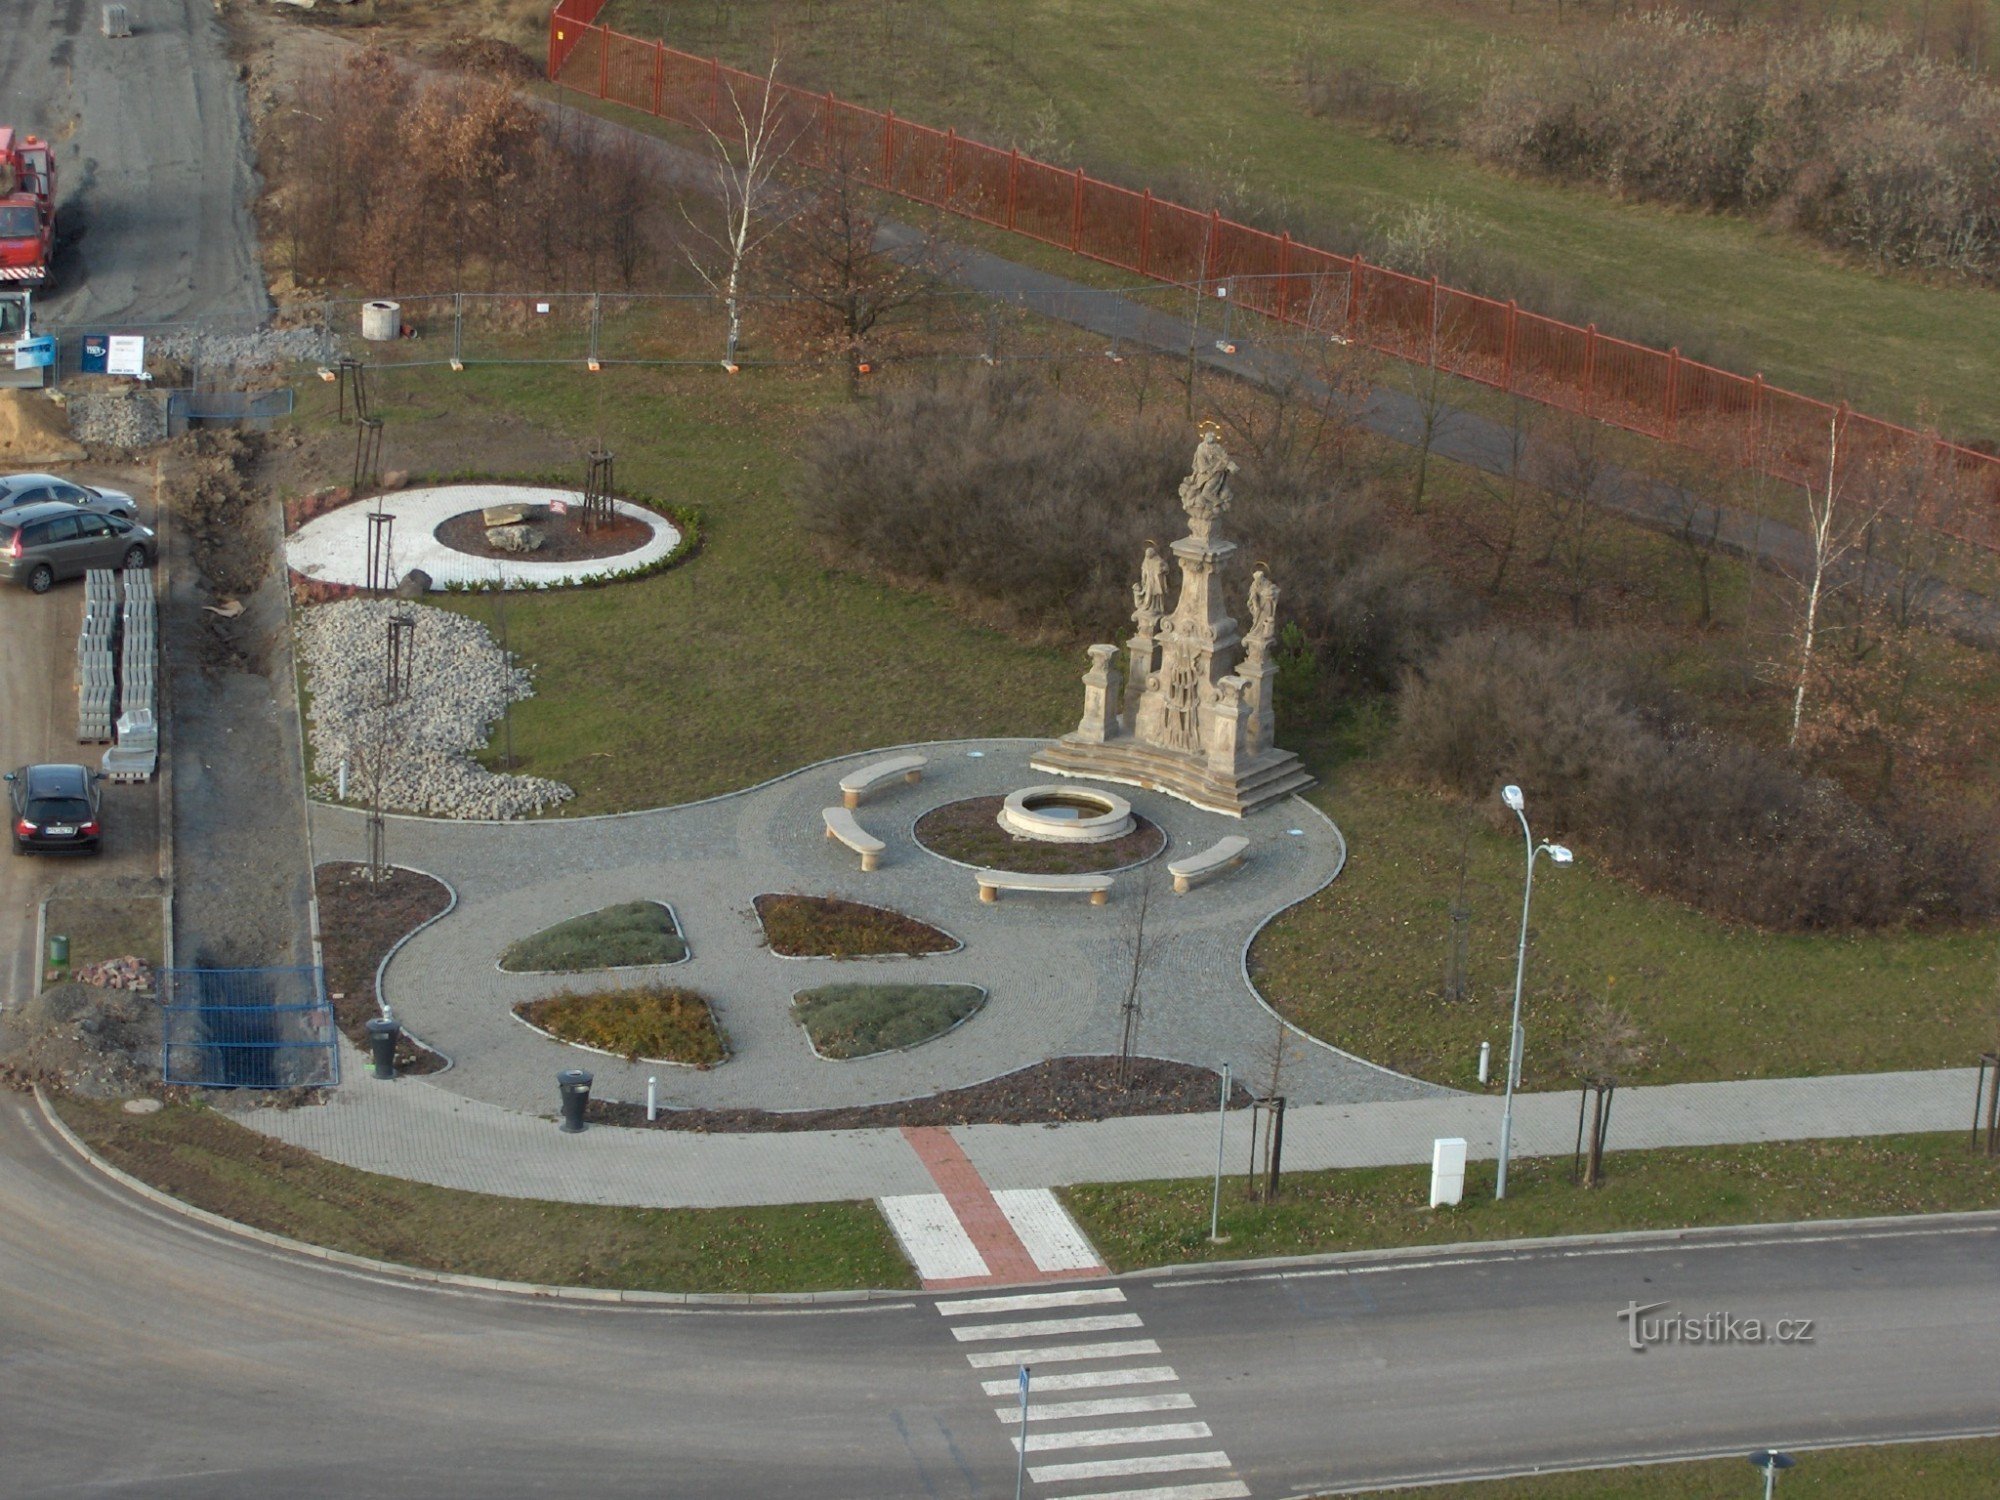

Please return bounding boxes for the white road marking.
[996,1393,1196,1424]
[879,1194,988,1282]
[951,1314,1145,1342]
[993,1188,1106,1272]
[1012,1422,1214,1453]
[1044,1483,1248,1500]
[981,1366,1177,1396]
[938,1287,1126,1316]
[963,1339,1163,1368]
[1029,1451,1234,1483]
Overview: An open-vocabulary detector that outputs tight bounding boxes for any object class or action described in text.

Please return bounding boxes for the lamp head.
[1548,844,1574,864]
[1502,784,1525,812]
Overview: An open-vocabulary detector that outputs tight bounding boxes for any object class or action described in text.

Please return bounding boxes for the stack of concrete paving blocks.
[77,570,119,742]
[102,569,159,781]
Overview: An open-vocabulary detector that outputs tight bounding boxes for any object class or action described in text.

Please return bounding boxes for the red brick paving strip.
[900,1125,1044,1288]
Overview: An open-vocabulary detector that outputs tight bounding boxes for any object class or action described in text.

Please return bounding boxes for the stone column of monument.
[1073,644,1124,744]
[1206,675,1252,778]
[1135,434,1243,754]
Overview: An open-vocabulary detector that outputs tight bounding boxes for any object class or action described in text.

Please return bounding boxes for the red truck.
[0,129,56,289]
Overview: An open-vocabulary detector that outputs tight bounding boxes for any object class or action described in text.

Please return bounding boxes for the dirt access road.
[3,0,267,329]
[0,468,165,1007]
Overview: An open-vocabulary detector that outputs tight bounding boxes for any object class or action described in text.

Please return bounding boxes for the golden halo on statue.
[1196,418,1223,441]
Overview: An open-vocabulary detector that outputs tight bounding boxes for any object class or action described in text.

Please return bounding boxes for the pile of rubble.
[298,598,574,820]
[72,956,155,993]
[0,981,157,1098]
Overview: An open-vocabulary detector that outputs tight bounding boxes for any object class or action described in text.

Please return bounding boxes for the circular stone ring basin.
[999,785,1136,844]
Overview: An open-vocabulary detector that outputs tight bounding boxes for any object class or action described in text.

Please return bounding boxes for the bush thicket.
[1468,15,2000,279]
[798,368,1458,693]
[1392,630,2000,930]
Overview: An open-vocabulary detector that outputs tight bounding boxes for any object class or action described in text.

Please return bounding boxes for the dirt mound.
[0,980,158,1098]
[166,428,268,599]
[422,36,538,80]
[0,390,85,465]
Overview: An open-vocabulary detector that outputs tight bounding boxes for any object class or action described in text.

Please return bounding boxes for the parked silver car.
[0,501,154,592]
[0,471,138,518]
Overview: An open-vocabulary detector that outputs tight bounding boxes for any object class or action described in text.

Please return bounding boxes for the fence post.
[1747,372,1765,467]
[651,41,664,115]
[1502,299,1517,392]
[1070,168,1086,253]
[590,292,601,367]
[883,108,896,182]
[944,128,957,206]
[1140,190,1153,278]
[1346,253,1364,331]
[1007,149,1019,231]
[1582,322,1598,417]
[1665,347,1681,441]
[453,292,463,368]
[598,25,610,99]
[1277,233,1293,323]
[1428,275,1441,367]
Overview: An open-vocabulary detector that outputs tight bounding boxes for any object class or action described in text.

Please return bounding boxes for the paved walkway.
[242,1047,1976,1209]
[308,739,1437,1114]
[284,483,680,590]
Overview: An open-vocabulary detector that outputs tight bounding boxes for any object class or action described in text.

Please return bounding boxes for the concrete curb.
[1133,1206,2000,1284]
[31,1085,916,1309]
[364,859,458,1072]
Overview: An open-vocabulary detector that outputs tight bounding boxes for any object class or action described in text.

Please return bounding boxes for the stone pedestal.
[1074,644,1123,744]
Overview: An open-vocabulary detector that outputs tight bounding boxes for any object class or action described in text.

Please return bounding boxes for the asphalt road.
[3,1095,1994,1499]
[0,467,163,1006]
[2,0,266,328]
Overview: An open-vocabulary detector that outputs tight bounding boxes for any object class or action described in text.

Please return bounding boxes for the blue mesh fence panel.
[160,967,339,1089]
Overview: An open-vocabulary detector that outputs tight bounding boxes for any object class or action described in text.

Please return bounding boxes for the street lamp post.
[1495,783,1573,1201]
[1747,1449,1794,1499]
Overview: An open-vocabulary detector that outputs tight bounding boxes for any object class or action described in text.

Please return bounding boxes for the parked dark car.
[0,501,154,592]
[0,472,138,518]
[8,763,102,854]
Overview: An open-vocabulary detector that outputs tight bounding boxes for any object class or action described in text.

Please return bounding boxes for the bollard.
[557,1069,594,1133]
[364,1016,402,1080]
[1478,1040,1491,1086]
[646,1075,658,1123]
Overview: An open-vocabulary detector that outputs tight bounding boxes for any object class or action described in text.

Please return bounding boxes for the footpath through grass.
[603,0,2000,432]
[55,1094,914,1293]
[1359,1437,2000,1500]
[1064,1133,2000,1271]
[1250,763,2000,1088]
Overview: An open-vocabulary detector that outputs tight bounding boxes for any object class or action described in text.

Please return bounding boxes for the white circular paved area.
[285,484,682,591]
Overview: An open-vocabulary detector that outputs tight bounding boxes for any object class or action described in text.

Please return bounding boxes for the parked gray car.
[0,501,154,592]
[0,472,138,518]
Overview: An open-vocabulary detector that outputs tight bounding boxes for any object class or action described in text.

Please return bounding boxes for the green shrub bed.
[792,983,987,1059]
[501,901,687,972]
[753,894,957,958]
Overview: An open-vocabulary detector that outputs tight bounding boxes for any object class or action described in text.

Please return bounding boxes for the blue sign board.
[13,334,54,371]
[80,334,108,374]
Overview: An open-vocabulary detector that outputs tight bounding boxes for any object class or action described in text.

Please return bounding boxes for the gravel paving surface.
[299,599,573,820]
[66,392,167,450]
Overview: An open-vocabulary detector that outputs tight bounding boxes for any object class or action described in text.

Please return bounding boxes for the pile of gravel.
[149,326,335,373]
[67,390,167,449]
[299,599,573,820]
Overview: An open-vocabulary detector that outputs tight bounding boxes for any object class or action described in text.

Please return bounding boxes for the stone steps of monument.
[1031,739,1316,819]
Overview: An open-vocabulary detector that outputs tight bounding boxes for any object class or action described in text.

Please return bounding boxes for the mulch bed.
[314,862,453,1075]
[433,507,652,564]
[754,893,957,958]
[915,795,1166,873]
[586,1055,1252,1132]
[515,986,728,1067]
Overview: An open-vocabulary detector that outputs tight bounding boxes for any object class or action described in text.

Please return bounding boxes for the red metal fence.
[549,0,2000,531]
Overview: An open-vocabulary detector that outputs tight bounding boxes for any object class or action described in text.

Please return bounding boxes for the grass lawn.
[53,1094,913,1293]
[501,900,688,971]
[595,0,2000,434]
[515,985,728,1065]
[1063,1132,2000,1271]
[754,893,958,958]
[1249,762,2000,1088]
[339,363,1076,812]
[1355,1437,2000,1499]
[41,896,164,973]
[793,982,986,1058]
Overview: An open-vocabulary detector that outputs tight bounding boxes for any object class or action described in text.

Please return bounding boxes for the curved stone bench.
[839,753,927,809]
[823,807,886,872]
[975,870,1113,906]
[1168,835,1250,894]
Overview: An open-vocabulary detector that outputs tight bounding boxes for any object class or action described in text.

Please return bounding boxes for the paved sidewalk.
[241,1050,1978,1209]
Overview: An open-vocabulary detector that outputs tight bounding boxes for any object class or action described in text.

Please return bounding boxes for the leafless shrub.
[1392,629,2000,929]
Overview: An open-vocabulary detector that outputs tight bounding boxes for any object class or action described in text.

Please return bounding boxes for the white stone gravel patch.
[285,484,681,591]
[299,599,573,820]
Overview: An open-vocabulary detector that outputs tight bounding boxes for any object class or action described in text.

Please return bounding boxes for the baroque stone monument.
[1032,430,1315,816]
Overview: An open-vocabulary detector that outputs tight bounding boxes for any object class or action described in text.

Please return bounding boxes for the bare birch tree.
[1788,412,1890,748]
[676,57,798,369]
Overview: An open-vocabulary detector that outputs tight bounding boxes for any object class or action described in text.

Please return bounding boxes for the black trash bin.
[558,1069,594,1133]
[365,1017,402,1080]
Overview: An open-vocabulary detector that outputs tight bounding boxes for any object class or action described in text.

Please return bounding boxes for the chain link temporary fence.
[161,967,339,1089]
[545,0,2000,531]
